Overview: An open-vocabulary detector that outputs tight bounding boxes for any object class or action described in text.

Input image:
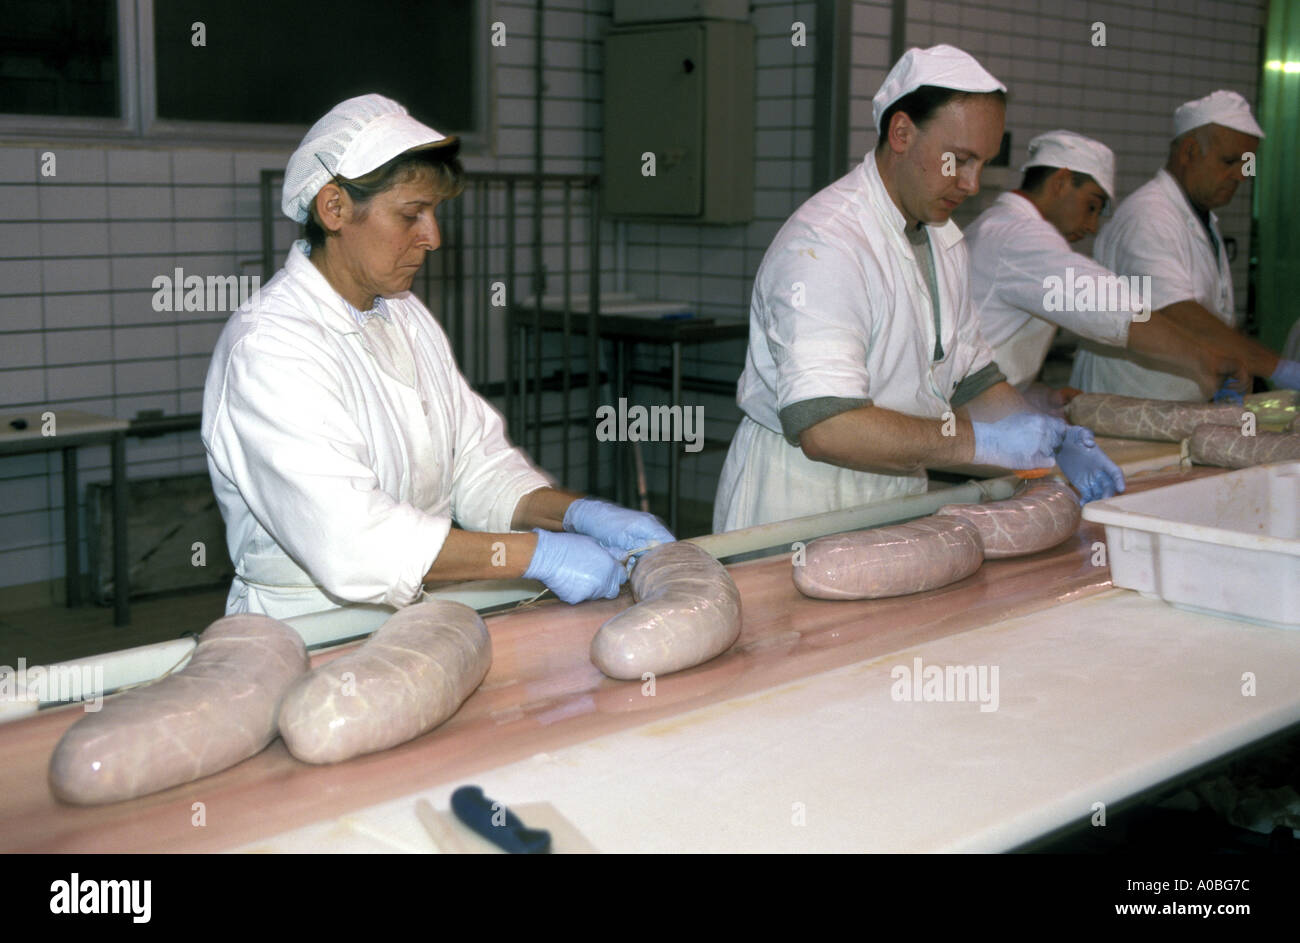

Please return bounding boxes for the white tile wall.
[0,0,1270,589]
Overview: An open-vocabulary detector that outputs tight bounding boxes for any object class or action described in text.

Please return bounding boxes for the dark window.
[0,0,119,117]
[153,0,476,132]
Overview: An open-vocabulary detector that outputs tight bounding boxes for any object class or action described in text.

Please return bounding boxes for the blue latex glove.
[522,529,627,604]
[1212,377,1244,405]
[562,498,676,558]
[1269,359,1300,391]
[971,413,1067,470]
[1056,426,1125,503]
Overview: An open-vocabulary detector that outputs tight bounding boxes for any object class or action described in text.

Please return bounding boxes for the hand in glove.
[971,412,1067,470]
[522,529,627,604]
[562,497,676,559]
[1055,425,1125,503]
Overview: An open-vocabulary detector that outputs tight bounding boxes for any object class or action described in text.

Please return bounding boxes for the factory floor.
[0,585,228,668]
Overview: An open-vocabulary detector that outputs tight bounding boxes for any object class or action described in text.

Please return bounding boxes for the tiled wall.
[902,0,1265,304]
[0,0,1269,593]
[0,145,297,592]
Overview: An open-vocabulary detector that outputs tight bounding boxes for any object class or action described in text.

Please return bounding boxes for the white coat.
[967,191,1133,388]
[202,241,551,619]
[1070,168,1236,400]
[713,152,997,532]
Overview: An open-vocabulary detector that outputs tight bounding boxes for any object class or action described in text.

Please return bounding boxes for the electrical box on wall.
[602,20,754,224]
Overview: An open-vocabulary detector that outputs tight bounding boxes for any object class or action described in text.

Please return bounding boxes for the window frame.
[0,0,491,153]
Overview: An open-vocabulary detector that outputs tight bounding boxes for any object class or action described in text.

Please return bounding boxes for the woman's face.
[328,168,444,301]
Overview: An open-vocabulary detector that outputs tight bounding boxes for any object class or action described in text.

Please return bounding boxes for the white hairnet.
[282,93,456,223]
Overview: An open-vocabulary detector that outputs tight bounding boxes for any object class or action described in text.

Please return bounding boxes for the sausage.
[1189,424,1300,468]
[590,541,741,680]
[277,599,490,764]
[793,516,984,600]
[49,615,308,805]
[1065,393,1241,441]
[936,480,1082,558]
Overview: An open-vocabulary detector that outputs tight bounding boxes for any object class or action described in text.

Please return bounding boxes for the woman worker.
[202,94,672,619]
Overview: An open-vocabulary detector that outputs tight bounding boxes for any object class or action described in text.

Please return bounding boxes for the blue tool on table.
[450,785,552,854]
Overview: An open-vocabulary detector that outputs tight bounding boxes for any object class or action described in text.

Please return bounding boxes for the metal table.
[0,410,131,626]
[507,303,749,532]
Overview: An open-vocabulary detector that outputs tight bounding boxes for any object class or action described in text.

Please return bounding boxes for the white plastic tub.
[1082,462,1300,628]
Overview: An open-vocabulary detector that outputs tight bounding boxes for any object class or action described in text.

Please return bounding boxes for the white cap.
[1173,90,1265,140]
[872,44,1006,134]
[282,94,457,223]
[1021,130,1117,201]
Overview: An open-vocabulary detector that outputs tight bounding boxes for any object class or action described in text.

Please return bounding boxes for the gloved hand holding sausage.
[562,497,676,558]
[971,412,1067,470]
[522,529,627,604]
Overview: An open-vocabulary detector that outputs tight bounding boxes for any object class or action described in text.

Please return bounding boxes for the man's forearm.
[955,380,1031,422]
[510,486,584,531]
[422,528,538,583]
[799,404,975,473]
[1161,300,1280,378]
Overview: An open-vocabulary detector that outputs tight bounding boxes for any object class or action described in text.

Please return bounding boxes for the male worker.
[967,130,1243,402]
[713,45,1124,533]
[1070,91,1300,399]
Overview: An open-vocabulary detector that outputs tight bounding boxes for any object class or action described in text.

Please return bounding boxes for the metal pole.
[453,197,466,365]
[62,447,80,607]
[562,180,572,486]
[670,340,682,534]
[111,434,130,626]
[506,180,517,434]
[586,181,601,493]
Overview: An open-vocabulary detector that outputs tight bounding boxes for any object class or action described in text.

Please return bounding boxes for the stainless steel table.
[0,409,131,626]
[507,303,748,532]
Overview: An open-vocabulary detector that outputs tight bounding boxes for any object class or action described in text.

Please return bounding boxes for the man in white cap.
[1071,90,1300,399]
[714,46,1125,533]
[203,94,672,618]
[966,130,1244,406]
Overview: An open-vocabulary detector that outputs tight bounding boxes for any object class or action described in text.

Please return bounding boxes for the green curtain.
[1253,0,1300,353]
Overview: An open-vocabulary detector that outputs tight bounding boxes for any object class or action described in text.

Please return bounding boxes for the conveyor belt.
[1,466,1235,852]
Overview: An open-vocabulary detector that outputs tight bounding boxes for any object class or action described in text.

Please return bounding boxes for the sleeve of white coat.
[439,343,552,534]
[759,236,876,409]
[998,227,1132,347]
[210,329,449,609]
[1097,212,1197,313]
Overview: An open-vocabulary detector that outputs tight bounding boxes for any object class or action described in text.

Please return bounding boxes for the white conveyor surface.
[234,589,1300,853]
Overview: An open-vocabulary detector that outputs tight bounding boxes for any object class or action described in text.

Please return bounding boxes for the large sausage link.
[1189,424,1300,468]
[277,599,490,764]
[793,516,984,600]
[1065,393,1240,441]
[936,480,1082,558]
[49,615,308,805]
[590,541,741,680]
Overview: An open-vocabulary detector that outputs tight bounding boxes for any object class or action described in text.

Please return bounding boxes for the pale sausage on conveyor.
[591,541,741,680]
[1188,424,1300,468]
[1065,393,1241,441]
[793,516,984,600]
[277,599,490,764]
[936,480,1082,559]
[49,615,309,805]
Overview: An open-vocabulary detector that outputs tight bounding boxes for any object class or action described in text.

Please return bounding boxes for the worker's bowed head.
[872,44,1007,226]
[1017,130,1115,243]
[282,94,465,305]
[1168,90,1264,212]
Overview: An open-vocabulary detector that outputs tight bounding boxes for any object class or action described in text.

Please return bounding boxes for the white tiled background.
[0,0,1268,593]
